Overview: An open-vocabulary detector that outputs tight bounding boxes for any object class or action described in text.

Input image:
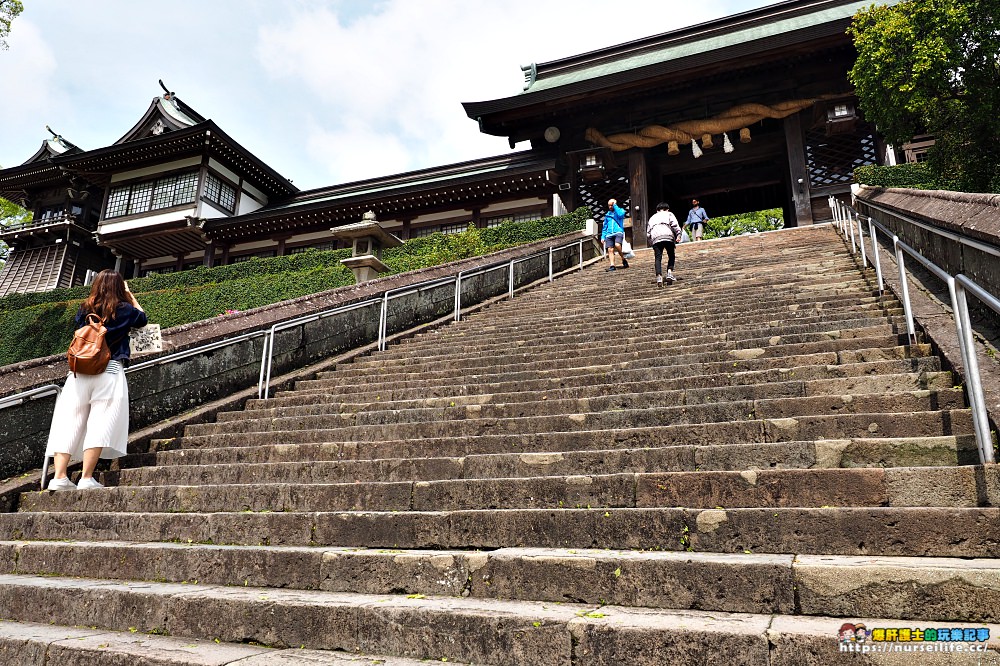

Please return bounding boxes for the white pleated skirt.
[45,360,129,461]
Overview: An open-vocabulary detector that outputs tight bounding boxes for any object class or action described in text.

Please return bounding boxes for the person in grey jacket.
[646,202,683,287]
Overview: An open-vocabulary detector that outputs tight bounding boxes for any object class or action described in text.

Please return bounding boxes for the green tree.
[703,208,784,239]
[0,0,23,50]
[0,195,31,266]
[848,0,1000,192]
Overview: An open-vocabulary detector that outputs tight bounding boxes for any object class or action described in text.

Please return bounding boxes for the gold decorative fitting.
[740,127,751,143]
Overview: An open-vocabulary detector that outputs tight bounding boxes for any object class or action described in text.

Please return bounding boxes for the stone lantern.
[331,211,403,283]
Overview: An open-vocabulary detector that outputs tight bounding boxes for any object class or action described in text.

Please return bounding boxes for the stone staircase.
[1,225,998,664]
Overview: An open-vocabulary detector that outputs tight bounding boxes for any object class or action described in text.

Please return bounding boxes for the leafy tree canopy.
[0,195,31,265]
[0,0,23,50]
[848,0,1000,192]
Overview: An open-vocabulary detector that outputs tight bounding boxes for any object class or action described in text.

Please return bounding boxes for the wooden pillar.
[132,260,142,279]
[401,219,412,241]
[220,244,231,266]
[472,208,484,229]
[276,237,288,256]
[628,151,649,248]
[174,254,185,272]
[203,242,216,268]
[783,113,814,226]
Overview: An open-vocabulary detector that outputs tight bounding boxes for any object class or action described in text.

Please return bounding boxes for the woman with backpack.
[46,270,147,491]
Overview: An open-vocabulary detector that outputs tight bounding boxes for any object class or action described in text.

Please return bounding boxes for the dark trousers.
[653,240,676,275]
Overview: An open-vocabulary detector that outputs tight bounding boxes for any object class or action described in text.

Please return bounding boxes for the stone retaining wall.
[855,186,1000,314]
[0,233,599,481]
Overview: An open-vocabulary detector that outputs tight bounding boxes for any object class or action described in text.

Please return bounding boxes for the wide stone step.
[165,410,975,457]
[442,283,880,329]
[3,507,1000,556]
[359,323,908,369]
[21,466,994,515]
[340,321,902,372]
[3,542,998,623]
[5,573,991,665]
[373,311,906,363]
[240,373,955,421]
[415,295,898,344]
[138,435,978,473]
[287,357,943,403]
[185,391,967,440]
[297,338,922,390]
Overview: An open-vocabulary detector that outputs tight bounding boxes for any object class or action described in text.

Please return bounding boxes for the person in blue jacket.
[46,270,147,491]
[602,198,629,271]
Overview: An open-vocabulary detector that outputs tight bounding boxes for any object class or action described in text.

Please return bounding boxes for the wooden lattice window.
[805,127,877,188]
[576,165,630,222]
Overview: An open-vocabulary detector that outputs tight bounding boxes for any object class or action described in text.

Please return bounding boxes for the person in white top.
[646,202,683,287]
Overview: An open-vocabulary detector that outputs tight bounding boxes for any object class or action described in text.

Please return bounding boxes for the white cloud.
[0,20,63,165]
[256,0,714,184]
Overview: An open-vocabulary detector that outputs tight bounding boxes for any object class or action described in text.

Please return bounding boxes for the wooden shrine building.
[464,0,899,246]
[0,88,559,296]
[1,0,898,294]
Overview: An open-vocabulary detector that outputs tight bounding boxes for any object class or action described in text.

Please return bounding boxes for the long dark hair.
[81,270,128,321]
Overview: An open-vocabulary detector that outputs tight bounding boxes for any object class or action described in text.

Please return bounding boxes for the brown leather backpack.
[67,314,111,376]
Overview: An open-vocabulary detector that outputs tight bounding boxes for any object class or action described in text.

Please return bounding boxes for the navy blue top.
[74,302,147,364]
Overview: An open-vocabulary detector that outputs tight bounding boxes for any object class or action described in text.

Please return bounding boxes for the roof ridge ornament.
[521,63,537,91]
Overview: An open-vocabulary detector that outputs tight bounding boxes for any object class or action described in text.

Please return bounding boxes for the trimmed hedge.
[703,208,784,239]
[854,163,937,190]
[0,208,588,366]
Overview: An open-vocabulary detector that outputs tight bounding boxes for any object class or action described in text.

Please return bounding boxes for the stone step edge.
[185,390,965,437]
[0,574,996,664]
[2,541,998,623]
[21,465,997,515]
[239,372,953,418]
[133,435,977,472]
[252,370,951,414]
[5,505,1000,552]
[301,339,926,387]
[287,356,943,400]
[0,617,471,666]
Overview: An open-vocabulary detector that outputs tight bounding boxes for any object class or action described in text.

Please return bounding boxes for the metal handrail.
[258,298,381,399]
[831,197,997,464]
[0,385,63,491]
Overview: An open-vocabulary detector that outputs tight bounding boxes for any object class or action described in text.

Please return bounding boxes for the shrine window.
[439,222,469,235]
[203,172,237,212]
[106,171,198,219]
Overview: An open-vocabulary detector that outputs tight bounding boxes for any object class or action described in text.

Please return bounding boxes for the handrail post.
[509,259,515,299]
[893,235,917,344]
[454,274,463,322]
[378,294,389,351]
[579,240,583,270]
[848,213,858,254]
[869,219,884,295]
[856,213,868,268]
[548,246,554,282]
[954,281,996,464]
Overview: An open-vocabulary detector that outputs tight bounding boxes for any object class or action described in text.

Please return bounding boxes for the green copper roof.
[524,0,900,95]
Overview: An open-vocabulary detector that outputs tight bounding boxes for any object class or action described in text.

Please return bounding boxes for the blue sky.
[1,0,778,191]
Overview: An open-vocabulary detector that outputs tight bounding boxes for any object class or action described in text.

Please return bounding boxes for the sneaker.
[605,266,616,272]
[656,276,663,288]
[621,258,629,269]
[47,476,76,492]
[666,272,676,284]
[77,477,104,490]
